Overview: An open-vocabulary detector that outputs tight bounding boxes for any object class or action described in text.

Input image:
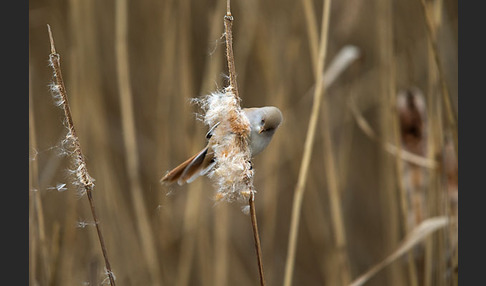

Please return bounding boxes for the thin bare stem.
[300,0,319,67]
[283,0,332,285]
[223,6,239,100]
[417,0,457,156]
[249,193,266,286]
[317,45,360,286]
[349,217,449,286]
[223,2,265,284]
[47,25,116,286]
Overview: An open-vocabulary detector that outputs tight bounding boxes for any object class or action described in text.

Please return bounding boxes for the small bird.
[161,106,283,185]
[397,87,427,155]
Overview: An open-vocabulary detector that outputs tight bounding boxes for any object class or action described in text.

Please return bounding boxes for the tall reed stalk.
[284,1,332,285]
[47,25,116,286]
[224,1,265,284]
[375,0,404,284]
[417,0,457,157]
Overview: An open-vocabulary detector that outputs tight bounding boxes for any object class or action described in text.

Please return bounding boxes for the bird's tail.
[160,146,215,185]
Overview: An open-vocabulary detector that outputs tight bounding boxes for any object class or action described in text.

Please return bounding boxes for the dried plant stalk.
[417,0,457,157]
[350,217,449,286]
[47,25,116,286]
[283,0,332,285]
[249,193,266,286]
[221,1,265,284]
[224,0,239,100]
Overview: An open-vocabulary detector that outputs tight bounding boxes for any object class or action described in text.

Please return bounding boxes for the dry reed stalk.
[299,45,362,286]
[349,217,449,286]
[46,25,116,286]
[300,0,319,68]
[318,46,363,286]
[29,73,48,284]
[283,1,332,285]
[423,2,454,285]
[291,24,360,286]
[114,0,162,284]
[249,193,266,286]
[320,83,351,285]
[428,90,450,286]
[302,173,333,283]
[427,3,458,283]
[417,0,457,157]
[311,47,361,203]
[424,65,440,286]
[375,0,404,284]
[224,1,239,99]
[223,1,265,284]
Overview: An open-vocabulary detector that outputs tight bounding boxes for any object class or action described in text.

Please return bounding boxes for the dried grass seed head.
[194,88,255,203]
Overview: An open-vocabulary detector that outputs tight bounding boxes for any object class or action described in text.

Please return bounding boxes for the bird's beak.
[259,126,264,134]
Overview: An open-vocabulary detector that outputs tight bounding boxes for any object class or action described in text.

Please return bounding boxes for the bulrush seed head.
[194,88,255,203]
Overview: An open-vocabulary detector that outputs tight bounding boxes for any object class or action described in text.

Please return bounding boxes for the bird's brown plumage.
[160,146,215,185]
[160,106,282,186]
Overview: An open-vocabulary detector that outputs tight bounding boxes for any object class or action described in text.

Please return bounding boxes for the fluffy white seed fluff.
[194,88,255,203]
[49,78,95,197]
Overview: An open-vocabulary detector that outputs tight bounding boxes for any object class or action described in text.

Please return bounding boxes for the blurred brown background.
[29,0,458,285]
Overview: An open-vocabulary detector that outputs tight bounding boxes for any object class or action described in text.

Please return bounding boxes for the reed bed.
[29,0,457,285]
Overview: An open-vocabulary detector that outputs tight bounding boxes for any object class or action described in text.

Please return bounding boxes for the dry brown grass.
[29,0,457,285]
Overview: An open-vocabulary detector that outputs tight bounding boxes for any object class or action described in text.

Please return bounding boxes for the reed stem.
[249,193,266,286]
[283,0,332,285]
[47,25,116,286]
[223,2,265,284]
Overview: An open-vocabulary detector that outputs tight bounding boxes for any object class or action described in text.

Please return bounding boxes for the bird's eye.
[261,119,265,125]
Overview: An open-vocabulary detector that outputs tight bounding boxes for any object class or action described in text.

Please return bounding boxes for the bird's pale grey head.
[243,106,283,156]
[245,106,282,133]
[260,106,283,134]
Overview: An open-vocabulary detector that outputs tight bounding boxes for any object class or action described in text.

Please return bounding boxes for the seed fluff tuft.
[193,87,256,204]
